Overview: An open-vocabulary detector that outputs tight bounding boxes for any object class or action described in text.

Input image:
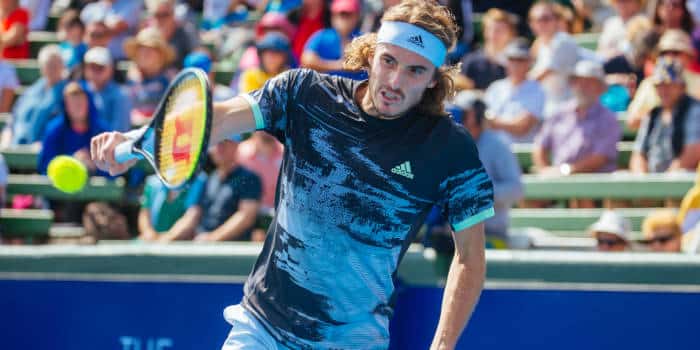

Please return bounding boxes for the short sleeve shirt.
[141,173,206,232]
[196,166,262,234]
[1,7,29,59]
[536,101,621,172]
[240,69,494,349]
[484,78,545,143]
[633,98,700,172]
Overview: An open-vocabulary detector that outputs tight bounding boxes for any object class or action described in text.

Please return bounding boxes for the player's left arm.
[430,222,486,350]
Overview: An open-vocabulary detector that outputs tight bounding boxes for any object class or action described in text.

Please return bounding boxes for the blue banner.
[1,279,699,349]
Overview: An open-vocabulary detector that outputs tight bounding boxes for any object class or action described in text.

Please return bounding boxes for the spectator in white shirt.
[484,38,546,144]
[597,0,647,59]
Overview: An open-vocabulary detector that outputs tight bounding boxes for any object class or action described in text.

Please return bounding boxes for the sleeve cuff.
[452,207,495,232]
[240,94,265,130]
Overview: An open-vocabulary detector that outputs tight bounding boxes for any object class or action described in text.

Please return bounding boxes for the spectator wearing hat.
[483,38,546,144]
[627,29,700,130]
[451,91,523,241]
[528,1,581,118]
[0,0,29,59]
[123,27,175,126]
[80,0,143,60]
[301,0,362,79]
[238,32,294,94]
[184,49,235,102]
[458,8,516,91]
[158,139,262,243]
[57,10,88,70]
[534,60,621,176]
[589,210,634,252]
[630,58,700,173]
[5,45,66,146]
[84,47,131,132]
[640,209,682,252]
[597,0,647,60]
[145,0,198,68]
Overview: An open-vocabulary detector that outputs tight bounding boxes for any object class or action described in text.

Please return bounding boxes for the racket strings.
[157,76,207,186]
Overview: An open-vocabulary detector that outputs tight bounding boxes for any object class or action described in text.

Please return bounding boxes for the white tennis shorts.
[221,304,288,350]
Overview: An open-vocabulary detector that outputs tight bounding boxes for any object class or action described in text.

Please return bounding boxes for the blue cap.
[184,52,212,73]
[256,32,291,52]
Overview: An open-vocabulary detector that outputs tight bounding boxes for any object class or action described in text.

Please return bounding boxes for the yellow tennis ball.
[47,155,88,194]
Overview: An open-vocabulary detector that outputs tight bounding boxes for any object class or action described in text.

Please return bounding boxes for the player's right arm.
[91,97,257,175]
[92,68,303,175]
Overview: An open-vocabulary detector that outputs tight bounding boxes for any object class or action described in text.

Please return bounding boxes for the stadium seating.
[0,208,53,239]
[523,173,695,200]
[7,174,125,201]
[1,145,153,173]
[513,141,634,171]
[510,207,653,232]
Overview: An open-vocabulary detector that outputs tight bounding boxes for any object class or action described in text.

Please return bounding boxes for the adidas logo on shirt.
[407,35,424,48]
[391,161,414,179]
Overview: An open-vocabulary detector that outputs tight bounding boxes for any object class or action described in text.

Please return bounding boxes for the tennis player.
[91,1,494,348]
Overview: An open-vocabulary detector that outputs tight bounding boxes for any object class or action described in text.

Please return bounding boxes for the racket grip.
[114,140,140,164]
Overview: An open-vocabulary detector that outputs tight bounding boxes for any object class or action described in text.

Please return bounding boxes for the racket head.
[134,68,212,189]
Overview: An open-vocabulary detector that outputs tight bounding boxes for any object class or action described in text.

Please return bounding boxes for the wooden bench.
[510,208,656,232]
[7,174,125,201]
[522,172,695,200]
[513,141,635,172]
[0,208,53,238]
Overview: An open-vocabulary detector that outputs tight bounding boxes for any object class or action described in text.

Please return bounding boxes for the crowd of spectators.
[0,0,698,253]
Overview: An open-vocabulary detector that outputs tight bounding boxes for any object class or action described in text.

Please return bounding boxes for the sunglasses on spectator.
[597,238,626,247]
[660,50,685,57]
[640,234,678,245]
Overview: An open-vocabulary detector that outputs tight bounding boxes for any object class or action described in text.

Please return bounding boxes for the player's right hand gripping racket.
[114,68,212,189]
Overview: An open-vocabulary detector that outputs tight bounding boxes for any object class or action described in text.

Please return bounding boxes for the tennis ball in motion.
[47,155,88,194]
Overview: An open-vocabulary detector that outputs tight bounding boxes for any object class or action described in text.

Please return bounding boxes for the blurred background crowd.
[0,0,699,255]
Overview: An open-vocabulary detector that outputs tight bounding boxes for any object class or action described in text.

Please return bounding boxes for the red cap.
[331,0,360,13]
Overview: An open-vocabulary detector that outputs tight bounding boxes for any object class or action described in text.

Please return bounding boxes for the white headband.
[376,21,447,68]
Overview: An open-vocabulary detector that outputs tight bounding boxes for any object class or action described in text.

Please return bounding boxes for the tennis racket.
[114,68,212,189]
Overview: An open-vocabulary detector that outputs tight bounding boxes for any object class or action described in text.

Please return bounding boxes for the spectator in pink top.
[237,131,284,211]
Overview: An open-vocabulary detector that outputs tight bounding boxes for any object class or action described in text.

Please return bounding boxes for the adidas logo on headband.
[407,35,424,48]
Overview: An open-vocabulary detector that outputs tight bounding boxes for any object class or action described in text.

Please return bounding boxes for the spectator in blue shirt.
[83,47,131,132]
[57,10,88,70]
[6,45,66,146]
[158,138,262,242]
[301,0,364,79]
[451,91,523,242]
[38,81,108,176]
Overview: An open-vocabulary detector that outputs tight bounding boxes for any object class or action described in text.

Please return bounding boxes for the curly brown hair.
[344,0,460,116]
